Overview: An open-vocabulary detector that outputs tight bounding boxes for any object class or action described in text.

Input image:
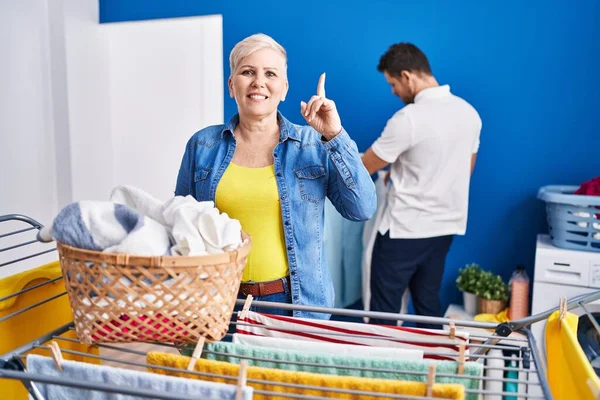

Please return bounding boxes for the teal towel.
[182,341,482,400]
[504,358,519,400]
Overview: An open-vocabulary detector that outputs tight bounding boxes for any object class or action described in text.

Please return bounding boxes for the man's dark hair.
[377,43,432,77]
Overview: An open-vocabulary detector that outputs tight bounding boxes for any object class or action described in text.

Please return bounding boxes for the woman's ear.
[281,81,289,102]
[228,77,234,98]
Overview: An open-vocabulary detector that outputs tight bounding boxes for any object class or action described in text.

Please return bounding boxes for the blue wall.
[101,0,600,308]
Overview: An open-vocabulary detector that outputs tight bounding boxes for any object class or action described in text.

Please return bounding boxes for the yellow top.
[216,162,288,282]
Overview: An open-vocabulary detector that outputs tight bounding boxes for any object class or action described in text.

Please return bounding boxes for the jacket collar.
[222,111,301,142]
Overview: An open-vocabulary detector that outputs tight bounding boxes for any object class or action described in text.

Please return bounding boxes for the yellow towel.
[147,351,464,399]
[546,310,600,400]
[0,261,100,400]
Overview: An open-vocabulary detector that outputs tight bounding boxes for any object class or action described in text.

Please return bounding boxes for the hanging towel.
[361,172,410,323]
[231,334,423,360]
[546,310,600,400]
[26,354,253,400]
[504,354,519,400]
[237,311,469,361]
[188,340,482,399]
[323,198,364,308]
[147,351,465,400]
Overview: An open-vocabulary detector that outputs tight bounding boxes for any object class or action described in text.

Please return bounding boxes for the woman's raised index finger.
[317,72,326,98]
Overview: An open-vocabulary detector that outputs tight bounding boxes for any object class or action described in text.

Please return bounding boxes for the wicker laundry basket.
[57,233,251,344]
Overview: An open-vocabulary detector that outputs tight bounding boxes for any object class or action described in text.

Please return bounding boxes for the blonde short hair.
[229,33,287,76]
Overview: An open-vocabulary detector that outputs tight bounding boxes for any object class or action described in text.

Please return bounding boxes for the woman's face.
[229,48,288,119]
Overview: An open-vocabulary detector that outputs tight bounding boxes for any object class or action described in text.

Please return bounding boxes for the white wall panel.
[1,1,223,276]
[0,0,58,224]
[0,0,59,277]
[105,15,223,200]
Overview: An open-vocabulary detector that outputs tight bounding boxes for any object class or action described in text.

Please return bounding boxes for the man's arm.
[362,111,412,175]
[470,153,477,175]
[362,148,389,175]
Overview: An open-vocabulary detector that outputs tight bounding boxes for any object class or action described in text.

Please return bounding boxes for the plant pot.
[462,291,478,315]
[477,297,506,315]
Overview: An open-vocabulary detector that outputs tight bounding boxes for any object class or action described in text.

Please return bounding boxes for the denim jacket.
[175,112,376,319]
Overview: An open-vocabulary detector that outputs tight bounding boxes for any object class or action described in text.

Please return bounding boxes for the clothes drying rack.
[1,213,599,400]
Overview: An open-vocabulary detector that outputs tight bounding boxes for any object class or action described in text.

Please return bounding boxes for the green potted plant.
[475,271,509,314]
[456,263,482,315]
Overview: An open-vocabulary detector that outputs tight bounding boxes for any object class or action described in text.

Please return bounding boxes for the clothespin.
[48,341,64,371]
[586,377,600,399]
[235,359,248,400]
[426,363,436,397]
[186,337,205,372]
[449,322,456,340]
[558,297,567,328]
[458,341,466,375]
[238,295,253,320]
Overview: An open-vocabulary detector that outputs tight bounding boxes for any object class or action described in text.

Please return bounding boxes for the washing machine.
[531,234,600,356]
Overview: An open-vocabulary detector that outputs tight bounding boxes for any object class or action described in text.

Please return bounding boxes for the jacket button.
[287,246,292,251]
[284,221,290,226]
[276,172,282,177]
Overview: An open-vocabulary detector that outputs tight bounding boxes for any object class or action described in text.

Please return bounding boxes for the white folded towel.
[111,185,242,256]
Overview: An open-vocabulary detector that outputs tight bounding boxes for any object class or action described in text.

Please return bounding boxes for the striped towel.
[236,311,469,361]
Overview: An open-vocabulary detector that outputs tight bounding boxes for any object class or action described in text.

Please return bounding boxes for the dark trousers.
[369,232,454,329]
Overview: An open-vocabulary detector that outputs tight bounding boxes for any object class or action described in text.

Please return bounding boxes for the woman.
[175,33,375,319]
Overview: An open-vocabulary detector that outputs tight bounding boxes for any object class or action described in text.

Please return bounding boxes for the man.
[362,43,481,328]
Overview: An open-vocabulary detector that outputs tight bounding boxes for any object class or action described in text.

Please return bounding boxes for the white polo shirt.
[372,85,481,239]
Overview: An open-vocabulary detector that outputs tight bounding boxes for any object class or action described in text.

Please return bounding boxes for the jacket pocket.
[294,165,326,203]
[194,166,211,200]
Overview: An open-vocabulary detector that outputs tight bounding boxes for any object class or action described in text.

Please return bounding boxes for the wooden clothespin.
[458,341,466,375]
[238,295,253,320]
[186,337,205,372]
[558,297,567,328]
[449,322,456,340]
[235,359,248,400]
[49,341,64,371]
[426,363,436,398]
[586,377,600,399]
